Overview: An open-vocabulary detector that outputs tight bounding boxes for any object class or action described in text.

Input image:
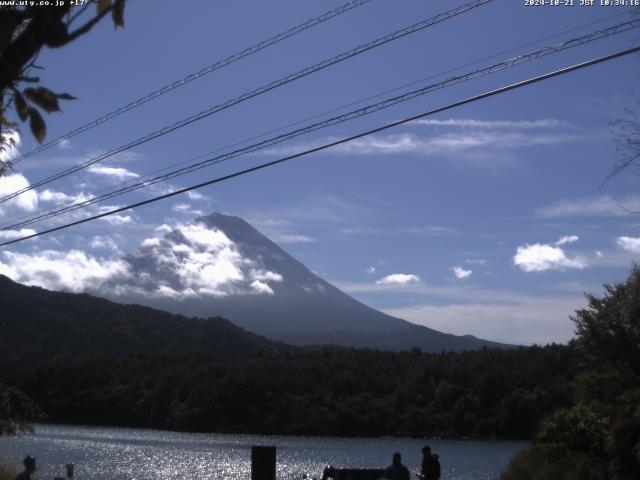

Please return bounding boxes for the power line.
[0,0,494,205]
[4,18,638,232]
[6,9,628,235]
[10,0,374,165]
[2,45,638,248]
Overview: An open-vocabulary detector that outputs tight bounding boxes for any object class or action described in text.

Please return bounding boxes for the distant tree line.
[1,344,576,439]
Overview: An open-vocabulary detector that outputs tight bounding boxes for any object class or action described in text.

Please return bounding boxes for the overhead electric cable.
[10,0,374,164]
[3,18,638,231]
[0,0,494,205]
[1,44,638,248]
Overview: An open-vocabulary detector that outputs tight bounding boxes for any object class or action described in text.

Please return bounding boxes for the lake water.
[0,424,526,480]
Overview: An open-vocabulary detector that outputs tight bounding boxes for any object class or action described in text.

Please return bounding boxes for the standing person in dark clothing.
[384,452,410,480]
[14,456,36,480]
[420,446,440,480]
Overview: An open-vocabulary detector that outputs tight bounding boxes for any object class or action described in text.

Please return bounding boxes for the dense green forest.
[1,344,575,439]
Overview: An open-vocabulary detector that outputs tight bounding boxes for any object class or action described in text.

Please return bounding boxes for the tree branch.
[65,0,124,43]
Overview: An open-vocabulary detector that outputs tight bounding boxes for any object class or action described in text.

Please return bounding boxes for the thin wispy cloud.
[383,297,581,345]
[400,225,457,236]
[18,150,144,171]
[335,278,587,343]
[409,118,571,129]
[535,195,640,218]
[262,116,580,161]
[263,130,580,158]
[465,259,487,266]
[270,233,315,244]
[555,235,579,246]
[88,165,140,180]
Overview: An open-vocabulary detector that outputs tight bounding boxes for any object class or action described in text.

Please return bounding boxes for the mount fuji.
[95,213,511,352]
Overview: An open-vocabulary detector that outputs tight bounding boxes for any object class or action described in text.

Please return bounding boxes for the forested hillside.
[2,345,575,439]
[0,275,290,361]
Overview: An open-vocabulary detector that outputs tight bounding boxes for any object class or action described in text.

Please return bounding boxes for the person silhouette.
[420,446,440,480]
[15,456,36,480]
[383,452,410,480]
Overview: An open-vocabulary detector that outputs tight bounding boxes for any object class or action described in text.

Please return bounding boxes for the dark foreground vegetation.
[1,267,638,479]
[1,344,574,439]
[501,267,640,480]
[0,274,290,362]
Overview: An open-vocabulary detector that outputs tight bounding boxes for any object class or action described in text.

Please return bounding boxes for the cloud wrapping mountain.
[104,221,285,299]
[0,212,511,351]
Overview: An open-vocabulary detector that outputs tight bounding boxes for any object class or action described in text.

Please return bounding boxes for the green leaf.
[97,0,112,15]
[56,93,77,101]
[24,87,60,113]
[14,91,29,122]
[28,107,46,144]
[112,0,125,28]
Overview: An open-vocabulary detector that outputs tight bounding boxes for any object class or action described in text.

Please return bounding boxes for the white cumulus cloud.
[39,189,77,204]
[616,236,640,254]
[451,266,472,279]
[117,222,284,299]
[375,273,420,286]
[0,249,129,292]
[155,224,173,234]
[91,235,122,254]
[186,191,207,201]
[0,219,287,299]
[250,280,274,295]
[0,130,20,164]
[0,173,38,214]
[0,228,37,240]
[513,243,587,272]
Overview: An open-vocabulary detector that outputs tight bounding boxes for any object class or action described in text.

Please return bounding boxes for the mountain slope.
[102,213,513,352]
[0,275,289,363]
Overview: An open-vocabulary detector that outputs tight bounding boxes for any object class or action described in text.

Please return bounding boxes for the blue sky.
[0,0,639,344]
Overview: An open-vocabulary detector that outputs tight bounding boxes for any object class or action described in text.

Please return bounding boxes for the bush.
[0,460,16,480]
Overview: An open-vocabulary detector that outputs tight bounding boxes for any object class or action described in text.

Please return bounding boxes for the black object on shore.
[252,446,276,480]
